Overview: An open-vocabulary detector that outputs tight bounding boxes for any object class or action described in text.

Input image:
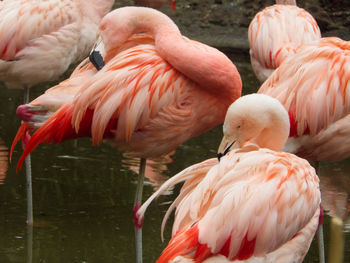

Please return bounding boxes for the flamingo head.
[217,94,290,158]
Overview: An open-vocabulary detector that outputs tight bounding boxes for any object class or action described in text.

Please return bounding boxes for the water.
[0,53,349,263]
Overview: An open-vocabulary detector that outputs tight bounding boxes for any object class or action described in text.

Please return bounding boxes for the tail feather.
[15,102,118,172]
[157,224,211,263]
[16,104,78,172]
[10,122,32,162]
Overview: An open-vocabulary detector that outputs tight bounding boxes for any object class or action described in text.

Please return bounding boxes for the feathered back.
[138,144,320,262]
[0,0,113,88]
[12,34,199,168]
[259,37,350,137]
[248,4,321,81]
[70,34,192,145]
[0,0,78,60]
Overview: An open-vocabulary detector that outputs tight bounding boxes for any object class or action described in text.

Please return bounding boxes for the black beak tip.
[89,50,105,70]
[217,141,235,162]
[217,152,223,162]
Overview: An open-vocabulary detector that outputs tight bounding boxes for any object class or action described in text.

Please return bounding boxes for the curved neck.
[252,124,288,151]
[229,95,290,151]
[105,7,241,101]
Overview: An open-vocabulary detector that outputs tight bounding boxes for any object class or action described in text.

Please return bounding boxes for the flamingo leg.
[314,161,325,263]
[317,224,325,263]
[134,157,146,263]
[26,224,33,263]
[24,86,33,225]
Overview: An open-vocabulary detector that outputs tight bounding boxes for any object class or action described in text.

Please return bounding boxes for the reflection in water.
[122,152,174,194]
[329,217,344,263]
[26,226,33,263]
[319,162,350,263]
[0,138,8,184]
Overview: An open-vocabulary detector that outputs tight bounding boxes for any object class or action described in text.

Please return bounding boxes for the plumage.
[137,94,321,262]
[0,0,114,89]
[13,30,241,165]
[248,1,321,82]
[258,37,350,161]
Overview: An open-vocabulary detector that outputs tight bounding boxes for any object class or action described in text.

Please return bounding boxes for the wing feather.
[161,146,320,261]
[68,35,193,146]
[248,4,320,81]
[259,37,350,137]
[0,0,78,60]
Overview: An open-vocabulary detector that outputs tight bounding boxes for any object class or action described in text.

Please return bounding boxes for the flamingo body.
[0,0,114,89]
[159,147,320,263]
[13,7,242,169]
[137,94,321,263]
[258,37,350,161]
[248,4,321,82]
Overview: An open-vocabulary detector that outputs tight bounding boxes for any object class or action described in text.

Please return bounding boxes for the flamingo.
[258,37,350,162]
[0,0,114,90]
[248,0,321,82]
[137,94,321,262]
[0,0,114,225]
[257,37,350,263]
[11,6,242,263]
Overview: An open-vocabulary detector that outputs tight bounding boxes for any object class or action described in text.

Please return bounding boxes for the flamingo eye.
[100,24,107,31]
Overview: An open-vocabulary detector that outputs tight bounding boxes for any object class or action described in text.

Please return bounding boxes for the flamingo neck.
[250,123,288,151]
[102,7,241,101]
[223,94,290,152]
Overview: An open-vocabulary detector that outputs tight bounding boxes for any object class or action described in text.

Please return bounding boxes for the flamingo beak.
[217,135,235,161]
[89,36,105,70]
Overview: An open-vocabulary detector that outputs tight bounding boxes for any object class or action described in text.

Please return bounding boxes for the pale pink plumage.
[0,0,114,89]
[258,37,350,162]
[137,94,321,262]
[248,1,321,82]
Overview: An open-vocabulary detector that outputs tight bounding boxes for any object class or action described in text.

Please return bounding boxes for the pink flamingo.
[12,6,242,262]
[137,94,321,263]
[0,0,114,90]
[257,37,350,263]
[248,0,321,82]
[0,0,114,225]
[258,37,350,162]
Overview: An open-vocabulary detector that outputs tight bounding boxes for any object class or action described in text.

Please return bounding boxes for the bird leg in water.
[314,162,325,263]
[133,158,146,263]
[23,86,33,226]
[317,206,325,263]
